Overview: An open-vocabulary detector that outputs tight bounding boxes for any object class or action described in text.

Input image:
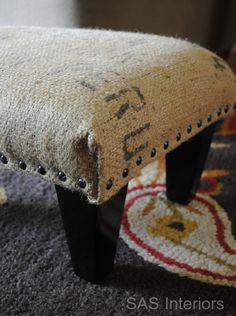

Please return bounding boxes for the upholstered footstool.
[0,26,236,283]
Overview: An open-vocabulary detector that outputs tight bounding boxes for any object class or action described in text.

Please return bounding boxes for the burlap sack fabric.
[0,26,236,204]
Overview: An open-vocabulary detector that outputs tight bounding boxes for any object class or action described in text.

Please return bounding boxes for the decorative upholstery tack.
[0,26,236,204]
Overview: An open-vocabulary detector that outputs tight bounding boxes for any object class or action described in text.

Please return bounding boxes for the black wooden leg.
[166,123,216,205]
[55,184,127,283]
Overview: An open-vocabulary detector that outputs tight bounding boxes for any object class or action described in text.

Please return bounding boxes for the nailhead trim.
[150,148,156,157]
[37,165,46,175]
[0,155,8,164]
[58,171,67,182]
[78,177,86,188]
[106,179,113,190]
[187,125,192,134]
[176,132,181,141]
[18,160,27,170]
[164,141,169,150]
[0,103,235,193]
[136,156,142,166]
[224,105,229,113]
[106,103,236,189]
[122,168,129,177]
[197,120,202,128]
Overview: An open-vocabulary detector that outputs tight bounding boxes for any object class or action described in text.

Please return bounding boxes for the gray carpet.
[0,131,236,315]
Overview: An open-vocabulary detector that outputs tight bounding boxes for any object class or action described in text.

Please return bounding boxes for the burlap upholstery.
[0,26,236,204]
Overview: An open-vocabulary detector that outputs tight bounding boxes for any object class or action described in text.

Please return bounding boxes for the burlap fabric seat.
[1,26,236,282]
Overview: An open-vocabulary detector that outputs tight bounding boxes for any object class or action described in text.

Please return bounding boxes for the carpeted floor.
[0,117,236,316]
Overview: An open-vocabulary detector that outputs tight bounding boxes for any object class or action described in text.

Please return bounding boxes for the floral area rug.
[121,114,236,289]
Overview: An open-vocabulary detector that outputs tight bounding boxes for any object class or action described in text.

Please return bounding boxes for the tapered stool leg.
[55,185,127,283]
[166,123,216,205]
